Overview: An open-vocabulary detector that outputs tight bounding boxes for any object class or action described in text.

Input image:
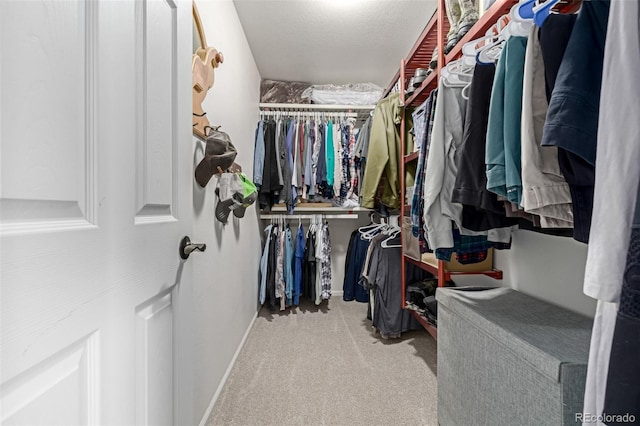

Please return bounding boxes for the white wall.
[453,230,596,318]
[191,0,262,422]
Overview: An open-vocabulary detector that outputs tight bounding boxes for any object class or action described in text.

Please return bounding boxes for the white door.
[0,0,194,424]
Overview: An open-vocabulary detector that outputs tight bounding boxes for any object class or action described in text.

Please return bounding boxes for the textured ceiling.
[233,0,437,88]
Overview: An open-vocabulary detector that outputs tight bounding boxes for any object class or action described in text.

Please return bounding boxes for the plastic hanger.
[533,0,559,27]
[381,228,401,248]
[517,0,536,20]
[361,217,387,240]
[463,14,507,64]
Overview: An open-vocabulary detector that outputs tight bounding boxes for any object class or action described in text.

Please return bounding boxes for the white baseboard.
[332,290,343,297]
[199,310,259,426]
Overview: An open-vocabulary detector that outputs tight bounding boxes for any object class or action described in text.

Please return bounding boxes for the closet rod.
[259,103,376,111]
[261,111,359,119]
[259,214,358,220]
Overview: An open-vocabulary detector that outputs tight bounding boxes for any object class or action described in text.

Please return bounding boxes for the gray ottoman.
[436,287,593,426]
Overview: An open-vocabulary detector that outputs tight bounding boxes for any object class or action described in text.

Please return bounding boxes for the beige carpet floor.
[206,298,438,426]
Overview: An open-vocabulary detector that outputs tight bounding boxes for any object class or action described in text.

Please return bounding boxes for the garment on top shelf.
[520,25,573,228]
[304,121,313,197]
[253,121,265,188]
[345,122,358,201]
[310,120,320,197]
[485,35,528,206]
[361,93,402,209]
[275,120,285,188]
[452,63,518,234]
[295,121,304,189]
[317,121,327,187]
[355,116,372,205]
[540,0,610,244]
[326,120,335,188]
[333,121,343,198]
[286,121,298,213]
[258,121,283,211]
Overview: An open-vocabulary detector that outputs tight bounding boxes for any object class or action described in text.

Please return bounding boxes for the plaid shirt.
[435,229,491,262]
[411,89,438,253]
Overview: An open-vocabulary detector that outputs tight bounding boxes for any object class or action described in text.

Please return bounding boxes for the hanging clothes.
[452,63,518,234]
[303,228,317,302]
[580,0,634,422]
[540,0,610,244]
[257,120,283,211]
[411,89,437,254]
[266,224,278,311]
[361,92,402,209]
[313,221,332,305]
[332,120,343,199]
[345,120,358,203]
[343,229,371,303]
[293,224,305,306]
[253,120,265,188]
[519,25,573,228]
[603,189,640,421]
[485,35,528,206]
[259,224,273,305]
[284,224,294,306]
[361,233,424,338]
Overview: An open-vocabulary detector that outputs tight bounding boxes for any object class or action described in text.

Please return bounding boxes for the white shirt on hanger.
[582,1,640,423]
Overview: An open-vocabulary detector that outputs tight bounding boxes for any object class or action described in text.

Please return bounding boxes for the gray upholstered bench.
[436,287,593,426]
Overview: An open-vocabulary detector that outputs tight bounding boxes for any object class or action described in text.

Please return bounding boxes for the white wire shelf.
[259,213,359,220]
[259,103,376,111]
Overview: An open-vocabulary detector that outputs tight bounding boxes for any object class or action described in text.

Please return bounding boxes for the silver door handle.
[179,236,206,259]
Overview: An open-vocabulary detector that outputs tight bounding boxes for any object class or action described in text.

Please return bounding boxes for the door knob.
[179,236,206,259]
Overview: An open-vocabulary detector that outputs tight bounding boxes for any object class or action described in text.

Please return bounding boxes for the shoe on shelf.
[444,35,459,54]
[457,20,477,40]
[429,47,438,70]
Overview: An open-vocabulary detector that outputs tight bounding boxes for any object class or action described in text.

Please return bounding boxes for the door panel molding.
[0,332,100,425]
[134,0,179,225]
[0,0,99,236]
[135,290,174,426]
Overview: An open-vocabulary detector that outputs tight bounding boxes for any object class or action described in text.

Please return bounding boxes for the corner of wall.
[191,0,263,422]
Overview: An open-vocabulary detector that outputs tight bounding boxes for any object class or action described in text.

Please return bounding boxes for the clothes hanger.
[462,15,506,64]
[381,228,401,248]
[517,0,536,20]
[361,217,388,240]
[533,0,560,27]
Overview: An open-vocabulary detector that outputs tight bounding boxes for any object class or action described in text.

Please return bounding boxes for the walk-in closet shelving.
[258,103,375,215]
[388,0,583,337]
